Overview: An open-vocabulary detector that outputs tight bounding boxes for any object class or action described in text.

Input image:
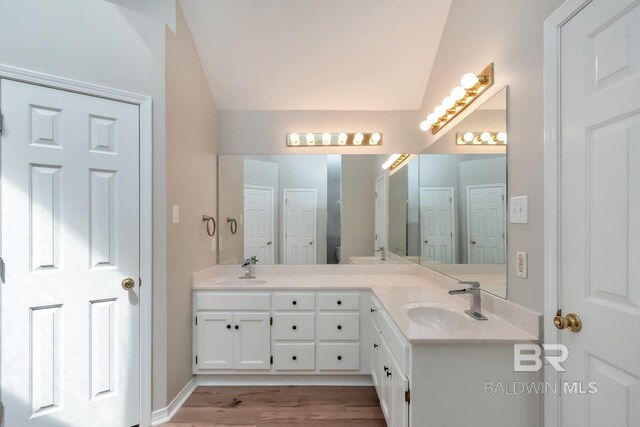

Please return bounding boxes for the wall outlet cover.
[516,251,528,278]
[510,196,528,224]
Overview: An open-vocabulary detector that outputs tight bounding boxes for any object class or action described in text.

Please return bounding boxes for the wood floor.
[163,386,387,427]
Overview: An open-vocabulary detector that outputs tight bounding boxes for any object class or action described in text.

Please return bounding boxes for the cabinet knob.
[384,366,389,372]
[387,371,392,377]
[234,325,239,330]
[292,325,297,330]
[226,324,231,329]
[337,325,342,330]
[337,300,342,305]
[292,356,297,361]
[292,300,297,305]
[337,355,342,361]
[370,308,376,313]
[373,343,378,349]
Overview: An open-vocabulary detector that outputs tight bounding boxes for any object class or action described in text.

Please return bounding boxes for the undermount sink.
[400,302,471,331]
[214,278,267,286]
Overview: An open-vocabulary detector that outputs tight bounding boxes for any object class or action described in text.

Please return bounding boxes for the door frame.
[0,64,154,427]
[375,173,388,251]
[282,188,317,264]
[243,184,275,263]
[420,186,456,263]
[543,1,592,426]
[465,183,506,263]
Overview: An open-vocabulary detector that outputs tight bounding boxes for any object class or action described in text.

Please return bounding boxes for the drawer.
[317,313,360,340]
[317,293,360,311]
[369,295,382,328]
[272,293,315,311]
[318,343,360,370]
[273,313,315,340]
[273,343,316,371]
[196,292,270,310]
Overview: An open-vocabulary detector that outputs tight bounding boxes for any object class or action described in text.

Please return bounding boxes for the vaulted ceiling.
[180,0,452,110]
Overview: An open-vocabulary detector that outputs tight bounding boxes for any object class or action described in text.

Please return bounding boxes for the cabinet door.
[234,312,271,370]
[196,312,234,370]
[370,318,381,393]
[390,355,409,427]
[379,336,392,420]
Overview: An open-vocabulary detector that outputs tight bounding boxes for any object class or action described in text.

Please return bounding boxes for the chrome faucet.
[448,281,488,320]
[240,256,258,279]
[376,246,386,261]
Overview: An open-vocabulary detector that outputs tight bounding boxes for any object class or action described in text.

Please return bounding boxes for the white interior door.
[420,187,454,264]
[283,188,317,264]
[558,0,640,424]
[375,174,387,251]
[0,80,140,426]
[467,185,505,264]
[244,185,274,264]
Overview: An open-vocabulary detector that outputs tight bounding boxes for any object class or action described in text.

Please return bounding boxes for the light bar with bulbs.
[420,63,494,135]
[456,131,507,145]
[287,132,382,147]
[382,153,410,171]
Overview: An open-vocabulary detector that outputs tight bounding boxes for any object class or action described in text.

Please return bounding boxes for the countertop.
[192,271,538,344]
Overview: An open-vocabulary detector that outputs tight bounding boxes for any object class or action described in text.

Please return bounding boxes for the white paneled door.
[559,0,640,424]
[283,188,317,264]
[420,187,454,264]
[244,186,274,264]
[1,80,140,426]
[467,185,505,264]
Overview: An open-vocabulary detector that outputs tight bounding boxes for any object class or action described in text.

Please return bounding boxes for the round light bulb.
[434,105,446,118]
[338,132,348,145]
[306,133,315,145]
[480,132,491,142]
[460,73,479,90]
[322,132,331,145]
[426,113,437,126]
[420,120,430,131]
[354,133,364,145]
[289,133,300,145]
[370,132,381,145]
[451,86,466,101]
[463,132,475,143]
[497,131,507,143]
[442,96,455,110]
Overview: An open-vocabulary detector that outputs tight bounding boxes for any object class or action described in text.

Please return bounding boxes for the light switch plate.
[172,205,180,224]
[516,251,528,278]
[211,238,217,252]
[510,196,528,224]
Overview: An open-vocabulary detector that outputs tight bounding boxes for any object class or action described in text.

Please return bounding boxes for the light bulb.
[496,132,507,143]
[451,86,466,101]
[426,113,437,126]
[322,132,331,145]
[354,133,364,145]
[382,154,401,170]
[370,133,381,145]
[306,133,315,145]
[289,133,300,145]
[420,120,430,131]
[463,132,475,143]
[480,132,491,142]
[460,73,479,90]
[442,96,455,110]
[434,105,446,118]
[338,132,348,145]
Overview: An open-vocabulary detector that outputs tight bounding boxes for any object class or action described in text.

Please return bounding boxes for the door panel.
[197,312,234,369]
[234,312,271,370]
[467,185,505,264]
[244,186,274,264]
[284,189,317,264]
[1,79,140,426]
[420,187,454,263]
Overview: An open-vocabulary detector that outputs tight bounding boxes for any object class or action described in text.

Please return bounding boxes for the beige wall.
[165,4,218,403]
[420,0,562,311]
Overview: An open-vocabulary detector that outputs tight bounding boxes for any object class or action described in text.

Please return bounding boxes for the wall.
[165,3,218,405]
[420,0,562,311]
[0,0,176,411]
[218,156,245,264]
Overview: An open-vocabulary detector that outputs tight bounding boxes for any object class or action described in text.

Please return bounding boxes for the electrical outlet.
[172,205,180,224]
[516,251,528,278]
[510,196,528,224]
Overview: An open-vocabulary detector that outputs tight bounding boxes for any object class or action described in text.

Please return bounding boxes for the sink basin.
[214,278,267,286]
[400,302,471,331]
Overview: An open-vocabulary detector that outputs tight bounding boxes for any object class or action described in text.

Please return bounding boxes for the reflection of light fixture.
[369,133,381,145]
[286,132,383,147]
[306,133,315,145]
[456,131,507,145]
[289,133,300,145]
[353,133,364,145]
[382,153,410,171]
[322,132,331,145]
[420,64,494,135]
[338,132,348,145]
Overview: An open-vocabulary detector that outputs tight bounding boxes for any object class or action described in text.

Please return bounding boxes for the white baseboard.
[151,376,198,426]
[196,374,373,387]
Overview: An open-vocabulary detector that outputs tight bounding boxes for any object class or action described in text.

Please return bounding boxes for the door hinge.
[405,390,410,403]
[450,197,452,203]
[374,191,378,199]
[270,316,273,326]
[195,355,198,365]
[0,401,4,424]
[195,316,198,326]
[270,355,273,365]
[139,277,142,287]
[0,257,5,283]
[0,111,3,133]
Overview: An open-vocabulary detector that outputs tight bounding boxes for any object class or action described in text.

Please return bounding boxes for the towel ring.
[202,215,216,237]
[227,217,238,235]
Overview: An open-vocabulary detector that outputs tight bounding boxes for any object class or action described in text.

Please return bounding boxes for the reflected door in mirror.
[467,185,505,264]
[284,188,317,264]
[420,187,454,264]
[244,186,275,264]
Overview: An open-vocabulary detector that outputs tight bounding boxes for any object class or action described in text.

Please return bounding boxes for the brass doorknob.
[553,309,582,332]
[122,278,135,290]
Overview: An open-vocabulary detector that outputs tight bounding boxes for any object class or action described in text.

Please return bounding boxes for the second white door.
[467,184,506,264]
[420,187,454,264]
[283,188,317,264]
[244,186,274,264]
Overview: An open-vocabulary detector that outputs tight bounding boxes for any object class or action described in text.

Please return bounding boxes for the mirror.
[218,154,411,265]
[387,156,421,262]
[417,87,508,298]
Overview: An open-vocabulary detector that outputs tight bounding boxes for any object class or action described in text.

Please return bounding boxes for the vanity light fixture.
[420,63,494,135]
[286,132,383,147]
[456,131,507,145]
[382,153,410,171]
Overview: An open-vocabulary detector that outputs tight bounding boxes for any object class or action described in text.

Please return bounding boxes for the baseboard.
[196,374,373,386]
[151,376,198,426]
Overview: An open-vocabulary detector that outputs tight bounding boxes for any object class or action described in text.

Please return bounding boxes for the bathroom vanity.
[192,265,540,427]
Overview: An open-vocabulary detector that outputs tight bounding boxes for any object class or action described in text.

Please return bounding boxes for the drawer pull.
[226,324,231,329]
[384,365,389,372]
[337,300,342,305]
[234,325,239,330]
[337,355,342,361]
[292,325,297,330]
[292,300,297,305]
[337,325,342,330]
[373,343,378,349]
[387,371,392,377]
[292,356,297,361]
[370,308,376,313]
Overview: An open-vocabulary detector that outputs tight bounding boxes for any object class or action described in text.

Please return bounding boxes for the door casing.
[0,64,154,427]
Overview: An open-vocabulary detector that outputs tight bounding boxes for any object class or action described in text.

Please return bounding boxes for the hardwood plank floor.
[163,386,387,427]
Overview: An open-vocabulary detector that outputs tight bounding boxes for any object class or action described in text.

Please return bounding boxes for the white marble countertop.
[192,267,539,344]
